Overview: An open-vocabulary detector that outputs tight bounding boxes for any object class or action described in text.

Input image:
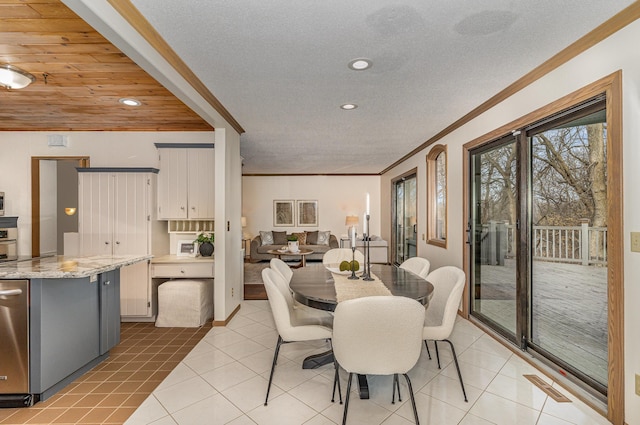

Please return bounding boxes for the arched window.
[427,145,447,247]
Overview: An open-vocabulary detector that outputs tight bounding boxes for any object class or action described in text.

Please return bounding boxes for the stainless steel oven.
[0,192,4,216]
[0,227,17,262]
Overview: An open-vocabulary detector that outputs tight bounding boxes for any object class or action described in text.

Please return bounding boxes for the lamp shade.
[345,215,359,226]
[0,64,35,89]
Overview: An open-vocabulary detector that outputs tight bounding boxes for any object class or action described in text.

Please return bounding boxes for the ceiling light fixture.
[340,104,358,110]
[0,64,36,89]
[348,58,372,71]
[119,98,142,106]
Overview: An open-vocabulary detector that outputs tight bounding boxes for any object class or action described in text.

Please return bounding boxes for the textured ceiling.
[75,1,637,172]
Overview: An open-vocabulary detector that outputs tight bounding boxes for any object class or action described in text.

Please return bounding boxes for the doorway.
[391,170,417,265]
[469,97,610,397]
[31,156,89,257]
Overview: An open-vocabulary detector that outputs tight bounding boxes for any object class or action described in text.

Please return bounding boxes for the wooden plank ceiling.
[0,0,213,131]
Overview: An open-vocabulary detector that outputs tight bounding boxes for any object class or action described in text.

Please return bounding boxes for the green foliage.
[194,232,214,244]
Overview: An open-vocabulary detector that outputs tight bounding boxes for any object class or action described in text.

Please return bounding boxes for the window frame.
[426,144,447,248]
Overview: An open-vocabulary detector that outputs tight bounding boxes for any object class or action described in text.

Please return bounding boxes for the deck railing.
[480,221,607,266]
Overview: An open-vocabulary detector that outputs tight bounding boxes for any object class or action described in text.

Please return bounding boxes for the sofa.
[250,230,339,262]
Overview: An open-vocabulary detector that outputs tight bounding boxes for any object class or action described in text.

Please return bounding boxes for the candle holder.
[362,214,374,281]
[348,246,359,280]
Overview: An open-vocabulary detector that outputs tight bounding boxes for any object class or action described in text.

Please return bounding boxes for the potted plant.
[195,232,214,257]
[287,234,299,252]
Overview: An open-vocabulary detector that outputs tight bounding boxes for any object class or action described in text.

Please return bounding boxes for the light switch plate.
[632,232,640,252]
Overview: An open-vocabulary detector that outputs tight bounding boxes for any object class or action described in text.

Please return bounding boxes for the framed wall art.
[297,200,318,227]
[273,200,295,226]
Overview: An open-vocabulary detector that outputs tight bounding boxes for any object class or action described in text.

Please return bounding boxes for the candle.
[363,213,368,235]
[351,226,356,247]
[366,193,370,215]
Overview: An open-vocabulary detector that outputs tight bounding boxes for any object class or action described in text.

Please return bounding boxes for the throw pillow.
[306,230,318,244]
[259,231,274,246]
[272,231,288,245]
[292,232,307,245]
[317,230,331,246]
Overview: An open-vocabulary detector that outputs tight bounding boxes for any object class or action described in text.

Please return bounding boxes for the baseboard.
[212,303,241,326]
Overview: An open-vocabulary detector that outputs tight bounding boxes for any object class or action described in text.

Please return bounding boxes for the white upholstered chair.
[322,248,364,267]
[262,268,339,405]
[399,257,431,279]
[423,266,468,402]
[270,257,293,284]
[332,296,425,424]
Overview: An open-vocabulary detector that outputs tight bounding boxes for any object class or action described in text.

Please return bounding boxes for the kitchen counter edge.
[0,255,152,279]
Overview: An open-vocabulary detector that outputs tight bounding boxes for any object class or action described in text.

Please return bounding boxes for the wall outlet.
[636,374,640,396]
[632,233,640,252]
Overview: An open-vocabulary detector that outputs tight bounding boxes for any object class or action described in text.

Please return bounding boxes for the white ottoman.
[155,279,213,327]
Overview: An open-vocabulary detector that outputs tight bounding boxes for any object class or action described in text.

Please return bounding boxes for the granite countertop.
[151,254,215,264]
[0,255,152,279]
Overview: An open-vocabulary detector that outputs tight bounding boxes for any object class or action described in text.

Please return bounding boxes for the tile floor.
[123,301,612,425]
[0,323,211,425]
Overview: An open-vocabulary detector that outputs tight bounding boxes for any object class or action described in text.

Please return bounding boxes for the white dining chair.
[262,268,340,405]
[322,248,364,267]
[423,266,468,402]
[332,295,425,424]
[270,257,293,284]
[399,257,431,279]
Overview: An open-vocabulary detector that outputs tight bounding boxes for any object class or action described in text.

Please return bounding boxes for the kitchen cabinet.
[78,168,168,320]
[99,270,120,355]
[156,143,215,220]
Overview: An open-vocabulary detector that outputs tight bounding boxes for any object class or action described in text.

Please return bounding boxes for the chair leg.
[402,373,420,425]
[444,339,468,402]
[434,340,441,369]
[391,373,403,404]
[424,340,432,360]
[341,373,353,425]
[332,360,343,404]
[264,335,283,406]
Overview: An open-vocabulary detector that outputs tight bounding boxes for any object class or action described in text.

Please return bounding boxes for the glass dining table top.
[290,263,434,311]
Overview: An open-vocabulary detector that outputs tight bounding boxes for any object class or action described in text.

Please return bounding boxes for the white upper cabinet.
[156,144,215,220]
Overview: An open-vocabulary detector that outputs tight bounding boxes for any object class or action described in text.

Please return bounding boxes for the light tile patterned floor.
[124,301,612,425]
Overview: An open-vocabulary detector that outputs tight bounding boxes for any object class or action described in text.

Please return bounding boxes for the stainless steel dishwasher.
[0,279,33,407]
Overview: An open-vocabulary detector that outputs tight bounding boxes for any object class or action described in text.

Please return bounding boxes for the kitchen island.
[0,255,150,407]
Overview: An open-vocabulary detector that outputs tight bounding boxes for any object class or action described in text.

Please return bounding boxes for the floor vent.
[523,374,572,402]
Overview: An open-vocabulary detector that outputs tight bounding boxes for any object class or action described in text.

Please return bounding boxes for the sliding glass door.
[470,137,519,340]
[528,106,608,392]
[469,98,608,395]
[392,172,417,265]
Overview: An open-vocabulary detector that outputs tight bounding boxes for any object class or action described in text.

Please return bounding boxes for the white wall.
[242,175,381,241]
[381,19,640,423]
[0,131,214,256]
[214,128,243,322]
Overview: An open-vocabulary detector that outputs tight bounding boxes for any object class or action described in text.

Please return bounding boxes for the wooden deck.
[473,259,607,386]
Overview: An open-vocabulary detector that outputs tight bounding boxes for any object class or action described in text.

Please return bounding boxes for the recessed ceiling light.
[340,104,358,110]
[348,58,372,71]
[119,98,141,106]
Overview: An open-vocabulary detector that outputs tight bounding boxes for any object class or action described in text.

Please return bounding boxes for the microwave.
[0,192,4,216]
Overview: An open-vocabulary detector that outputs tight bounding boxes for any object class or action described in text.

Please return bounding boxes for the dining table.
[289,262,434,399]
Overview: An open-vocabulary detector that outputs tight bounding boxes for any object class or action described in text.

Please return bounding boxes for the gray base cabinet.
[29,270,121,400]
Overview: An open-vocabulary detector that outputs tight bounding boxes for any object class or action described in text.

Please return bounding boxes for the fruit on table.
[339,260,360,271]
